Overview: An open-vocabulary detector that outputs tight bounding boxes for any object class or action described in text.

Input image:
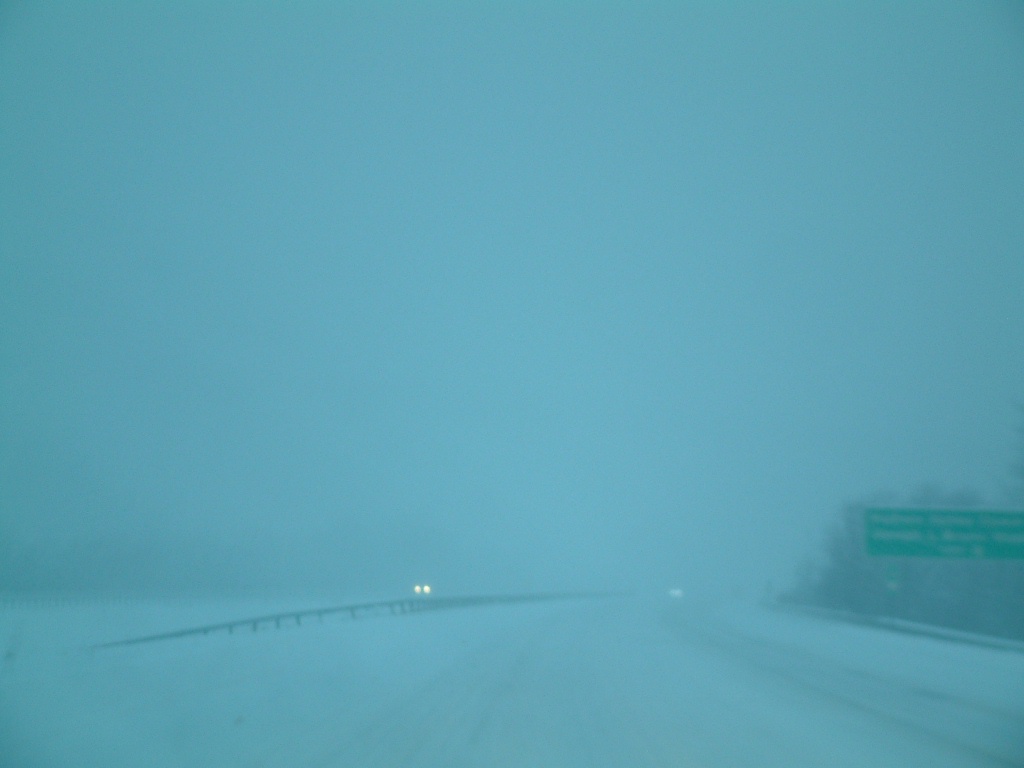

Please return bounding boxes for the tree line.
[783,410,1024,641]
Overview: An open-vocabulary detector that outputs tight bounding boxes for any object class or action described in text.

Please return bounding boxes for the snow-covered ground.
[671,600,1024,766]
[1,594,1021,766]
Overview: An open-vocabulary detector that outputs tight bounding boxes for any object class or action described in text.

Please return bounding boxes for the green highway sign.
[865,508,1024,558]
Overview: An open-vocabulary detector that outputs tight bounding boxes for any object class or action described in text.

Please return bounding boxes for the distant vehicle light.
[414,585,422,594]
[414,584,432,595]
[423,585,431,594]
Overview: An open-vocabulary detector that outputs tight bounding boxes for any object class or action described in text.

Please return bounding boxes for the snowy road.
[2,596,1022,766]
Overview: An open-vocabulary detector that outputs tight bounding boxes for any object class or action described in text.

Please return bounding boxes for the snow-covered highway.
[2,595,1022,767]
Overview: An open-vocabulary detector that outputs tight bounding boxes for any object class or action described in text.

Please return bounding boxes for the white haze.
[2,3,1023,600]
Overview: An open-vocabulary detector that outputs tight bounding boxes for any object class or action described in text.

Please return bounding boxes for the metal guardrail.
[89,591,614,650]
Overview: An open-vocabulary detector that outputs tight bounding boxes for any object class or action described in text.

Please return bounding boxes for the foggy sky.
[2,2,1023,598]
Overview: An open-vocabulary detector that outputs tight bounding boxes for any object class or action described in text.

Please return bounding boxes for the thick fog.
[2,3,1023,602]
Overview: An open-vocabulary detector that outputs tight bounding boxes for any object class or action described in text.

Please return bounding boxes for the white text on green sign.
[864,508,1024,558]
